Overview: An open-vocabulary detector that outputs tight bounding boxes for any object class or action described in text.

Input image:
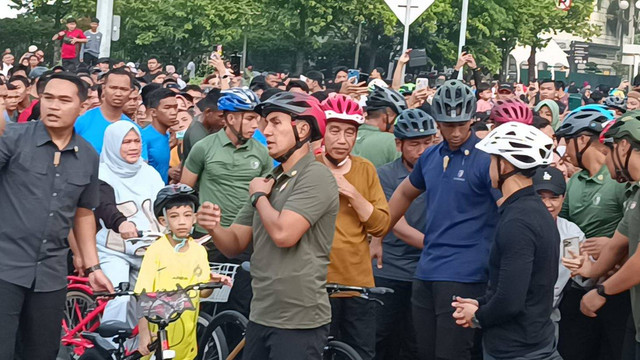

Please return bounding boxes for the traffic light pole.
[96,0,113,57]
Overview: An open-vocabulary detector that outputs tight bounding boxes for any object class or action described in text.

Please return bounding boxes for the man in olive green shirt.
[352,86,406,167]
[197,92,339,359]
[563,115,640,354]
[181,87,268,316]
[554,106,629,359]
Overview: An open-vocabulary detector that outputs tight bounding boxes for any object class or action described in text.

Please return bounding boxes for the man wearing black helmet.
[554,105,630,360]
[352,85,407,167]
[387,79,500,360]
[370,108,438,360]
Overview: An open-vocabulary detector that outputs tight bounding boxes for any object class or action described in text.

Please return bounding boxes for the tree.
[508,0,599,82]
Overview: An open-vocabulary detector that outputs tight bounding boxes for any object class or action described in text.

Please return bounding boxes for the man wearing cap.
[532,167,586,338]
[305,70,325,93]
[96,57,110,73]
[496,83,515,101]
[52,18,87,72]
[181,89,225,162]
[80,18,102,67]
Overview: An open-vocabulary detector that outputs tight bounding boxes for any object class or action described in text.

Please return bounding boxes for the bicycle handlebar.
[326,283,394,295]
[93,281,224,298]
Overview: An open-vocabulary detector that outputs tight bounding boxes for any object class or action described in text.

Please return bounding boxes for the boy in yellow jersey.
[135,184,232,359]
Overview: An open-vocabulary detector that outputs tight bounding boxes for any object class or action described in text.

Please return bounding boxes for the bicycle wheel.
[198,310,248,360]
[64,290,100,332]
[323,340,363,360]
[197,312,214,350]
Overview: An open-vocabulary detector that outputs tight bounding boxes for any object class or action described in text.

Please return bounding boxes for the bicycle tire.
[198,310,248,360]
[197,312,213,347]
[64,290,100,332]
[323,340,363,360]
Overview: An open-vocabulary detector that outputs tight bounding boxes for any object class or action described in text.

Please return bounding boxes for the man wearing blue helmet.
[554,105,630,360]
[180,87,270,316]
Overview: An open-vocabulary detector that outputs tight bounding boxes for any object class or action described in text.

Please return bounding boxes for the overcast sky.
[0,0,22,19]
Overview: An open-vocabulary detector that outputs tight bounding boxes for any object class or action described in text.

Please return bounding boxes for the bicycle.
[80,281,223,360]
[60,231,163,359]
[198,262,393,360]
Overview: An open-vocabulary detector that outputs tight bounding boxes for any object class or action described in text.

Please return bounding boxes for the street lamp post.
[619,0,640,80]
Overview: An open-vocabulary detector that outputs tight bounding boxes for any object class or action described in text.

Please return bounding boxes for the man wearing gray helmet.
[387,80,501,360]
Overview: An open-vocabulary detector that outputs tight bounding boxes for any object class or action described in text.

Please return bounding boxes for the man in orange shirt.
[318,94,391,360]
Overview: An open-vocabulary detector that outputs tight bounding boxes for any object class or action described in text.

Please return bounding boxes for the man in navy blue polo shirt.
[388,80,500,360]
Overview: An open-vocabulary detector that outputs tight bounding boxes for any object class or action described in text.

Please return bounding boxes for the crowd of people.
[4,16,640,360]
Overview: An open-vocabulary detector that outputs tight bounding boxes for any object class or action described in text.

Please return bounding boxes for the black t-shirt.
[476,186,559,358]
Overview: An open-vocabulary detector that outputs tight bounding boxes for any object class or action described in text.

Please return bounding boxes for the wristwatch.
[596,284,612,300]
[250,192,268,207]
[471,314,482,329]
[85,264,102,275]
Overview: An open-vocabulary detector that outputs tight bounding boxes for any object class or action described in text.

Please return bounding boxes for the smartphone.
[563,237,580,258]
[210,51,218,60]
[416,77,429,90]
[347,69,360,84]
[461,45,470,54]
[568,94,582,111]
[216,44,223,56]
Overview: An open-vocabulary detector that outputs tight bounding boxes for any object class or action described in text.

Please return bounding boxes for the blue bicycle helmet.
[217,87,260,112]
[394,109,437,139]
[555,104,615,139]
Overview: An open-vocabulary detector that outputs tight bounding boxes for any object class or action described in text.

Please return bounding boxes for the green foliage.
[0,0,602,78]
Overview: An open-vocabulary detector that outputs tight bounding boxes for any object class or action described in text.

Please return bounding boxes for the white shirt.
[1,63,13,77]
[552,217,588,322]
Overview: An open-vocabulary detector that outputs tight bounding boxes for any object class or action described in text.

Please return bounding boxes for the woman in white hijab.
[94,121,165,330]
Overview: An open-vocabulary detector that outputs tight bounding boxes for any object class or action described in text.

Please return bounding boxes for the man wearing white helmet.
[452,122,562,359]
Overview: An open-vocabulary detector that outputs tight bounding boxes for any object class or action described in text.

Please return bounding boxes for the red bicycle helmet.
[491,98,533,125]
[321,94,364,127]
[255,91,326,141]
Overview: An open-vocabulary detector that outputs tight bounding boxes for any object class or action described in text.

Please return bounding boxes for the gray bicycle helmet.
[394,109,437,139]
[554,105,614,139]
[366,85,408,116]
[431,80,476,123]
[604,95,627,113]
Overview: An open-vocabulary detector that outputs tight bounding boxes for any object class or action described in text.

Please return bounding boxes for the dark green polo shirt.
[559,165,628,238]
[234,152,339,329]
[617,184,640,342]
[352,124,400,168]
[185,130,271,230]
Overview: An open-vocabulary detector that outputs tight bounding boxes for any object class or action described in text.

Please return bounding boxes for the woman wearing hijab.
[94,121,165,329]
[535,99,560,130]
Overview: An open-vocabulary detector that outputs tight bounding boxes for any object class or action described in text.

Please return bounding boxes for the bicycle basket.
[137,286,196,324]
[201,263,239,303]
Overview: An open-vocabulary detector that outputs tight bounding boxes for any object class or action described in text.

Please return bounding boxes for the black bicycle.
[198,262,393,360]
[79,281,223,360]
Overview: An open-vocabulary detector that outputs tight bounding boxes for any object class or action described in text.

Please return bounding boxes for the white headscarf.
[97,121,165,255]
[100,121,144,178]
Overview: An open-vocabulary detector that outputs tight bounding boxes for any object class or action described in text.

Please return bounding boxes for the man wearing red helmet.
[197,92,339,359]
[318,94,391,360]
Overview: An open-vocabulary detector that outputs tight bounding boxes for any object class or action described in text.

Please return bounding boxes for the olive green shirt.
[185,130,271,231]
[352,124,400,168]
[616,184,640,342]
[234,153,339,329]
[559,165,628,238]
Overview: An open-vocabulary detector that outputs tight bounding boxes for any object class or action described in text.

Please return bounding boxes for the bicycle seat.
[98,321,134,338]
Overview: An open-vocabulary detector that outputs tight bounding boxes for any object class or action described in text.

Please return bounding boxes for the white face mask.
[176,130,187,140]
[556,145,566,157]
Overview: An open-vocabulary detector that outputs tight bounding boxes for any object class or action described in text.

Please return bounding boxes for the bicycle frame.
[62,276,140,357]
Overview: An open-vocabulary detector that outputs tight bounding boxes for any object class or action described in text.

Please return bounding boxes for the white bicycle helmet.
[475,122,553,169]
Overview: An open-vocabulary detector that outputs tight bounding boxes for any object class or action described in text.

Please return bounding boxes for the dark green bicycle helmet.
[604,110,640,143]
[431,80,476,123]
[366,85,408,116]
[394,109,437,139]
